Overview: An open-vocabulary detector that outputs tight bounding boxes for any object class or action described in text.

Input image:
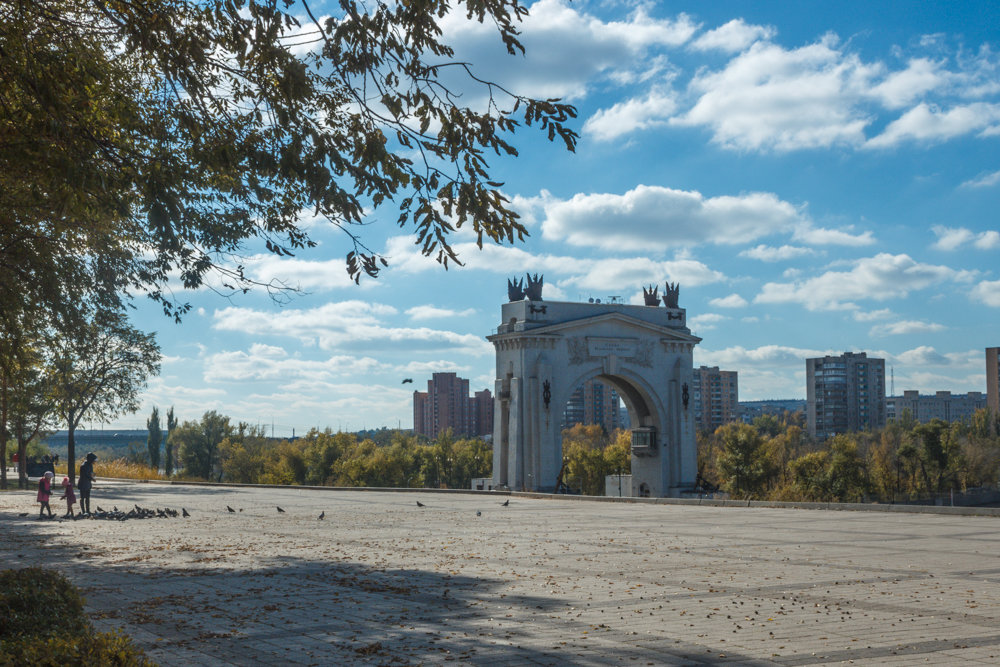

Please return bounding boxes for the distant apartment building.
[413,372,493,439]
[739,399,806,423]
[987,347,1000,416]
[691,366,739,432]
[806,352,886,439]
[562,379,622,433]
[887,390,987,423]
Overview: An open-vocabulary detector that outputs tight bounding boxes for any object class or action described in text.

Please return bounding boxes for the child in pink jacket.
[37,471,54,519]
[59,476,76,518]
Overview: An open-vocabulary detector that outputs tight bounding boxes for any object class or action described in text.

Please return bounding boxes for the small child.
[37,471,54,519]
[59,476,76,518]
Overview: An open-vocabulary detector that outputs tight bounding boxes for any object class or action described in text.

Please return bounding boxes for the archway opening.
[556,372,657,496]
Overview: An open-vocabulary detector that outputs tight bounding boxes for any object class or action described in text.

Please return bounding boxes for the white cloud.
[698,344,827,368]
[869,58,947,109]
[672,35,878,151]
[709,294,748,308]
[961,169,1000,188]
[739,244,816,262]
[894,346,951,366]
[869,320,946,337]
[383,233,725,293]
[440,0,698,101]
[690,19,776,53]
[976,231,1000,249]
[852,308,893,322]
[583,90,677,141]
[242,253,359,291]
[541,185,804,251]
[755,253,969,310]
[689,313,728,331]
[931,225,976,250]
[932,225,1000,250]
[971,279,1000,307]
[405,305,476,321]
[792,225,875,246]
[211,301,492,355]
[866,102,1000,148]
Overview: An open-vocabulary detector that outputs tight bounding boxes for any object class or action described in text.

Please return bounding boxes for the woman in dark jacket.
[78,452,97,515]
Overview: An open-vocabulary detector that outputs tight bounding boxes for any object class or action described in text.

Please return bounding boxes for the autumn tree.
[49,311,160,485]
[1,0,578,325]
[715,423,777,499]
[173,411,234,480]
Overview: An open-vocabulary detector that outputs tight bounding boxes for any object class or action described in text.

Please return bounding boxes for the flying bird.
[402,378,413,384]
[276,506,285,513]
[416,501,425,508]
[501,499,509,507]
[318,511,325,520]
[182,508,190,518]
[227,506,236,513]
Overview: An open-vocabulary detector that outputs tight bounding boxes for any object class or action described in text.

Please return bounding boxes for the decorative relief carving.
[567,337,591,365]
[631,340,654,368]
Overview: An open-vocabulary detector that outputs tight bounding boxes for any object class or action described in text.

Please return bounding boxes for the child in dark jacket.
[37,471,54,519]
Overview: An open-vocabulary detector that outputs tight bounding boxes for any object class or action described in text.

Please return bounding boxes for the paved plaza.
[2,481,1000,665]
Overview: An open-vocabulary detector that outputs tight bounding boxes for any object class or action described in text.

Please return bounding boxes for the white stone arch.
[487,297,701,497]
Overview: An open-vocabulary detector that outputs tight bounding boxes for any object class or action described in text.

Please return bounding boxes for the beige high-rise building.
[691,366,738,432]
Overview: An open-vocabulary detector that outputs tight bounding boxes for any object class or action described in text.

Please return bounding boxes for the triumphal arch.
[487,277,701,497]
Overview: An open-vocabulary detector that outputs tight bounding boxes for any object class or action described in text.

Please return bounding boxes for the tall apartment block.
[413,372,493,439]
[691,366,739,432]
[987,347,1000,416]
[561,379,622,433]
[806,352,886,439]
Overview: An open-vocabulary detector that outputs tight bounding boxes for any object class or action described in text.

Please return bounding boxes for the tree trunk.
[67,410,78,488]
[17,438,27,489]
[0,376,7,491]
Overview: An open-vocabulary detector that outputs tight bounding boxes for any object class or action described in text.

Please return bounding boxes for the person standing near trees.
[78,453,97,515]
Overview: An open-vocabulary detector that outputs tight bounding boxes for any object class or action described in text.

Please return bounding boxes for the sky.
[115,0,1000,435]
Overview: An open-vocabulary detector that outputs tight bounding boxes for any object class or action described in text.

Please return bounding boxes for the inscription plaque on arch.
[588,337,637,358]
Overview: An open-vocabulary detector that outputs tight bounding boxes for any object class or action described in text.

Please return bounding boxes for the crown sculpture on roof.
[663,282,680,308]
[507,274,544,302]
[524,273,544,301]
[507,277,525,302]
[643,284,660,306]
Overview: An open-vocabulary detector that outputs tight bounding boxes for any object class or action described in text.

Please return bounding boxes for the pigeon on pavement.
[416,501,425,507]
[227,506,236,513]
[501,499,510,506]
[318,511,325,520]
[276,506,285,513]
[182,508,190,517]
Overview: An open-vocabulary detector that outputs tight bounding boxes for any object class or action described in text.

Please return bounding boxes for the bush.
[0,569,154,666]
[0,630,155,666]
[0,568,89,640]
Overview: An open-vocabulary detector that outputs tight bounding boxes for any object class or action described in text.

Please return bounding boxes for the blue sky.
[117,0,1000,435]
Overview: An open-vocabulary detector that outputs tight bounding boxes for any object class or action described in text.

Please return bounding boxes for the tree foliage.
[1,0,578,322]
[173,410,233,480]
[146,406,161,470]
[49,310,160,485]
